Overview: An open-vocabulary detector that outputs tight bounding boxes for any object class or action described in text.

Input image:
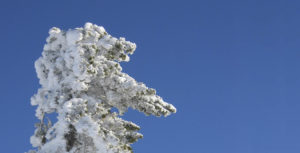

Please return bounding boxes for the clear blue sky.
[1,0,300,152]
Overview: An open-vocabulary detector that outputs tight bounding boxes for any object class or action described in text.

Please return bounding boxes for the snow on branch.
[29,23,176,153]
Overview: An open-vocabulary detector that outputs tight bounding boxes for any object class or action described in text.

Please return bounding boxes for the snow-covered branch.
[29,23,176,153]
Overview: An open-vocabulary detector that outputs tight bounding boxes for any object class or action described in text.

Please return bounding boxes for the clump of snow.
[29,22,176,153]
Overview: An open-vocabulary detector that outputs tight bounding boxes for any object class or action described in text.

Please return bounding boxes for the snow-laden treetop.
[29,23,176,153]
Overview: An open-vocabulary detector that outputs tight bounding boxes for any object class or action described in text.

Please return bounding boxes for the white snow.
[29,23,176,153]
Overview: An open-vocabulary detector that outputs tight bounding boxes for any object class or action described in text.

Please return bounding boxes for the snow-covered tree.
[28,23,176,153]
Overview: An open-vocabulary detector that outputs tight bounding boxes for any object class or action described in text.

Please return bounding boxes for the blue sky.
[1,0,300,152]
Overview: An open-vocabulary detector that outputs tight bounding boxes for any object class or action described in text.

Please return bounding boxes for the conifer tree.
[28,23,176,153]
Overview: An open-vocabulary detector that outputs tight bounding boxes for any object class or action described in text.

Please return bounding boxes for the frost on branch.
[28,23,176,153]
